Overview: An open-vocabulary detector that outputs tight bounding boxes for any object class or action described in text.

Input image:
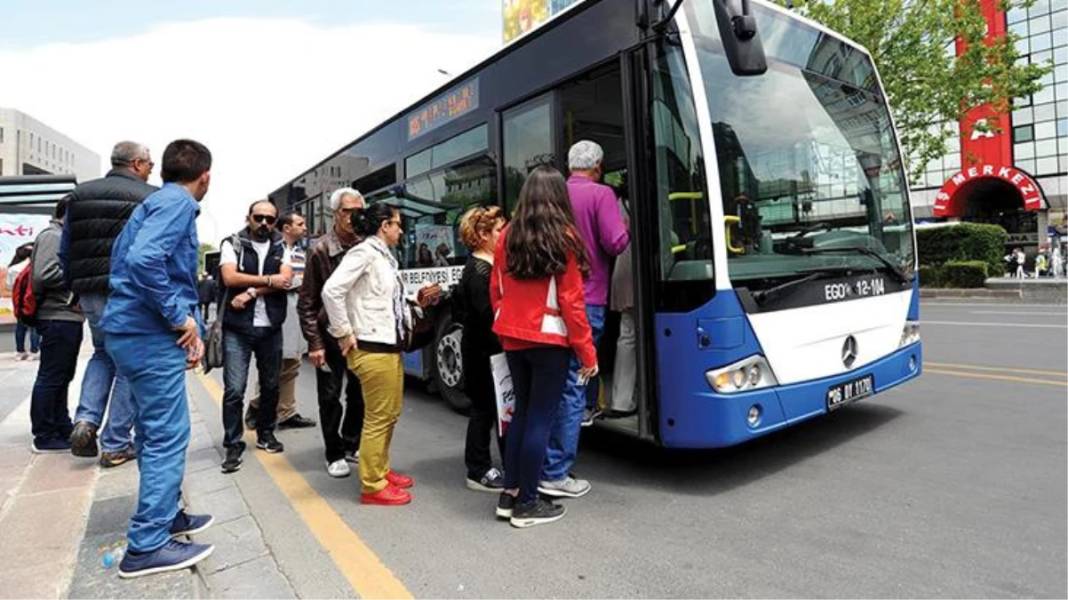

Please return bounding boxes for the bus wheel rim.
[436,330,463,388]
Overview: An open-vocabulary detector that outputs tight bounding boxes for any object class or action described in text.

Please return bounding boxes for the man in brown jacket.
[298,187,366,478]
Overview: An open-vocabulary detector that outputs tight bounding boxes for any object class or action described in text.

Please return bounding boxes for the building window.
[1034,138,1057,156]
[1034,120,1057,139]
[1035,156,1058,173]
[1014,125,1035,142]
[0,127,4,144]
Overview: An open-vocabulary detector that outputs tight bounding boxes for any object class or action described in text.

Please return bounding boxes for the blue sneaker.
[170,510,215,537]
[117,540,214,579]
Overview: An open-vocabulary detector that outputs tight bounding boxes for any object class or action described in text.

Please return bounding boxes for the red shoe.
[361,485,411,505]
[386,470,414,489]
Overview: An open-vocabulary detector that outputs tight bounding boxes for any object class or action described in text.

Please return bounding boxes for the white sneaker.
[15,352,28,361]
[326,459,351,478]
[344,449,359,464]
[538,476,591,498]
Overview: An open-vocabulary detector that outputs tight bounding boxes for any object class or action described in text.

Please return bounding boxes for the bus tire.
[432,317,471,413]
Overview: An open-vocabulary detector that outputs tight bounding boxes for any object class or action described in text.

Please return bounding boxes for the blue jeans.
[14,322,40,354]
[30,320,83,444]
[503,347,570,504]
[542,304,605,482]
[74,293,135,452]
[107,332,189,554]
[222,327,282,448]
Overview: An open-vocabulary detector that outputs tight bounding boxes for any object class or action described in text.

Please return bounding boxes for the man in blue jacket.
[100,139,215,578]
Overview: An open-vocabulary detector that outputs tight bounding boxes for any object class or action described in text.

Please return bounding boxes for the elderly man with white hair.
[296,187,368,478]
[539,140,630,500]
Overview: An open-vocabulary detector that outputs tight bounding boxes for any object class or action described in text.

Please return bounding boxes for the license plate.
[826,375,874,411]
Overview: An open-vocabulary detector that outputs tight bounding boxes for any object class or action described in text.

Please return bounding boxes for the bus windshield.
[687,1,915,287]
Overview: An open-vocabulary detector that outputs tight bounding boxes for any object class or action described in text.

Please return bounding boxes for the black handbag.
[202,235,242,373]
[404,301,440,352]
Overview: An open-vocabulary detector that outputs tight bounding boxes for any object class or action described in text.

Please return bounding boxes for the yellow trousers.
[347,349,404,493]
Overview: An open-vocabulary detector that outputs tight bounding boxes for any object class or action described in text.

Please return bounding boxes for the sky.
[0,0,503,243]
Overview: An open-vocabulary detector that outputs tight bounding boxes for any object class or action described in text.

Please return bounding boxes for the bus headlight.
[899,321,920,347]
[706,355,778,393]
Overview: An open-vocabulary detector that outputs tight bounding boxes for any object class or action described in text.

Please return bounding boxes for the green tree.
[777,0,1051,182]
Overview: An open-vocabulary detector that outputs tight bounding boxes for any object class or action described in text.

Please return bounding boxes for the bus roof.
[269,0,876,201]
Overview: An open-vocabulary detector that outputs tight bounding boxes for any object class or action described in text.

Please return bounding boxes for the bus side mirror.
[714,0,767,76]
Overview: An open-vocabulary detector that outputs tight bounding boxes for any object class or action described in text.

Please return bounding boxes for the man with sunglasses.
[218,200,293,473]
[61,141,157,467]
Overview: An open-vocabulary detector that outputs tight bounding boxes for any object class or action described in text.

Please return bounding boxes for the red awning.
[932,164,1045,218]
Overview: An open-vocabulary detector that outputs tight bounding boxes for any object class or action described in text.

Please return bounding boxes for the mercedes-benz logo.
[842,335,858,368]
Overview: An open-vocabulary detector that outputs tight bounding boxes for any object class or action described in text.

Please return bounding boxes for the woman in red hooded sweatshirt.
[490,165,597,528]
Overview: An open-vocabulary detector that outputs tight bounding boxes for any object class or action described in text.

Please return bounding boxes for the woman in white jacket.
[321,203,435,506]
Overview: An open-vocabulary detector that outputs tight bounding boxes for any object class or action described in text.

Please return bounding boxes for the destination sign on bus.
[407,79,479,141]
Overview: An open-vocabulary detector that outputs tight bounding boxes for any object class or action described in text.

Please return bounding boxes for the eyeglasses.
[252,214,277,225]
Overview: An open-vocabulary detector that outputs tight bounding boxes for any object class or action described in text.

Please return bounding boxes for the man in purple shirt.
[539,140,630,500]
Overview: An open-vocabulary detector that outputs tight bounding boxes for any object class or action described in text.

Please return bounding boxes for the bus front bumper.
[659,342,923,449]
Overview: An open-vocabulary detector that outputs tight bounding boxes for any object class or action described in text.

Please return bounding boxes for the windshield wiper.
[751,272,823,305]
[802,246,911,284]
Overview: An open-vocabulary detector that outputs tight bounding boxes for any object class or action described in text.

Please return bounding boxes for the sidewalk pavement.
[0,346,293,599]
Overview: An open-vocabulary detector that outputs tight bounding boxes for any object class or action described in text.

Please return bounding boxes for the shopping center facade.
[908,0,1067,249]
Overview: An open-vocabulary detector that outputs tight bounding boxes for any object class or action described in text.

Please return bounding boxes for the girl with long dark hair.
[490,166,597,528]
[322,203,437,505]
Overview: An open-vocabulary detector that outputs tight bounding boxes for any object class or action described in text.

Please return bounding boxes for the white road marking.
[969,310,1067,316]
[921,302,1067,308]
[922,320,1067,329]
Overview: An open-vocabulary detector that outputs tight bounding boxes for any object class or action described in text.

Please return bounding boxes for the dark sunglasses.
[252,214,276,225]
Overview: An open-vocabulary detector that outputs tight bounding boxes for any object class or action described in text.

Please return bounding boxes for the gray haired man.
[297,187,367,478]
[61,141,158,467]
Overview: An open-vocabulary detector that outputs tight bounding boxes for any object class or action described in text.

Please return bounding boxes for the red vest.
[489,229,597,369]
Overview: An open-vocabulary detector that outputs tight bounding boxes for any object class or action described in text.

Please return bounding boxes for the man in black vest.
[219,200,293,473]
[61,141,157,466]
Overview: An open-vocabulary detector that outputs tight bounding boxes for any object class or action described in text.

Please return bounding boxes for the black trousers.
[316,336,364,463]
[222,326,282,448]
[30,319,83,443]
[463,345,505,479]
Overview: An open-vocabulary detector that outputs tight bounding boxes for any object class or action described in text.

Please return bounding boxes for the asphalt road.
[114,301,1068,597]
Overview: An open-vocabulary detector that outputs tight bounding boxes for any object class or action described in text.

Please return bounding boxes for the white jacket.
[321,236,411,346]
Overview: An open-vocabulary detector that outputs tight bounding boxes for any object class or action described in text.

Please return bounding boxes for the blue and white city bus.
[269,0,923,448]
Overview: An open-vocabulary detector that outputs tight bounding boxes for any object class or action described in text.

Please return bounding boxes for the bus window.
[502,95,555,213]
[651,44,714,294]
[406,124,488,178]
[353,164,397,196]
[390,153,496,271]
[559,64,626,174]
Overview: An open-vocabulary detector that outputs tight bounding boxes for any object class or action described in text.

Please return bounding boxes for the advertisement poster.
[414,224,456,268]
[0,214,51,324]
[503,0,582,42]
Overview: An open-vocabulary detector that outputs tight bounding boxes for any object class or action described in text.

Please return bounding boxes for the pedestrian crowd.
[11,136,635,578]
[1005,244,1066,278]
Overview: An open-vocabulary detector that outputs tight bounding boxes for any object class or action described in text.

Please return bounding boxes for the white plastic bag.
[490,353,515,437]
